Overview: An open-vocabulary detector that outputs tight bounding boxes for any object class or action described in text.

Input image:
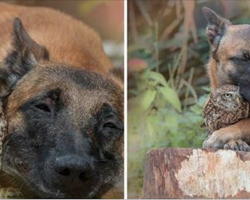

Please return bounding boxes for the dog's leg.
[203,118,250,151]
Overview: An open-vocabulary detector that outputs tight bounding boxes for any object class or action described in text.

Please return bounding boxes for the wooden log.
[143,148,250,199]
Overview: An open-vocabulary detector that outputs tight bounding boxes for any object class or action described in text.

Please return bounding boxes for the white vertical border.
[124,0,128,199]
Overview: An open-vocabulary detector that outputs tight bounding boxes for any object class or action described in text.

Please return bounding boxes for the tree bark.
[143,148,250,199]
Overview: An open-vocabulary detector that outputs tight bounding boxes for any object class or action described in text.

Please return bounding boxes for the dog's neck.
[207,57,219,91]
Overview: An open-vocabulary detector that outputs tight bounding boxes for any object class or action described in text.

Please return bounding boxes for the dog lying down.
[0,2,124,199]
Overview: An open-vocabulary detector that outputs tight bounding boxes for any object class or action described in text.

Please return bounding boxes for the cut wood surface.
[143,148,250,199]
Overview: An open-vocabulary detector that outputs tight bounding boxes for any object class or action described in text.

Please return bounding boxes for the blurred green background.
[128,0,250,198]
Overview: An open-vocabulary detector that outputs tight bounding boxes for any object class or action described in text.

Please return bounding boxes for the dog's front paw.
[203,130,225,149]
[223,139,250,151]
[203,127,250,151]
[203,128,241,149]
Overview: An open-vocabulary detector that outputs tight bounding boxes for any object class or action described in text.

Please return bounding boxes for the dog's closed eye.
[34,103,51,113]
[241,50,250,61]
[229,50,250,62]
[103,121,117,129]
[21,89,61,117]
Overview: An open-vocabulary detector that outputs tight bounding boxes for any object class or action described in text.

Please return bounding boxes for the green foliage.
[128,68,207,149]
[128,69,208,197]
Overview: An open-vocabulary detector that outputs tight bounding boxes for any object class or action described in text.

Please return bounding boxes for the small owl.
[203,84,249,138]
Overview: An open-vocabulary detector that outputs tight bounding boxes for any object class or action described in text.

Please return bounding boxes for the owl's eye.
[224,93,232,98]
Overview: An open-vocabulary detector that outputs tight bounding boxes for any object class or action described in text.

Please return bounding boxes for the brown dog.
[202,7,250,151]
[0,2,123,199]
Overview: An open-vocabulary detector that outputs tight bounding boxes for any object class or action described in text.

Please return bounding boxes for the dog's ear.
[202,7,231,51]
[0,18,49,98]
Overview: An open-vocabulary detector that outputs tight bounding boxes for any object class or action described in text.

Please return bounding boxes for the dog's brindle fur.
[202,7,250,151]
[0,2,123,198]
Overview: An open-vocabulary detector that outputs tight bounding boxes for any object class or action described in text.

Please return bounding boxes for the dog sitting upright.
[202,7,250,151]
[0,2,123,199]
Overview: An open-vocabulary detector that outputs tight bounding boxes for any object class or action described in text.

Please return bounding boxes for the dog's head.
[203,7,250,101]
[0,18,123,198]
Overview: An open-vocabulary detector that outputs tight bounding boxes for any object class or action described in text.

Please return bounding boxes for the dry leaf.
[128,58,148,72]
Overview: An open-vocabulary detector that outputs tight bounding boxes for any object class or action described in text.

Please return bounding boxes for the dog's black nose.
[54,155,94,183]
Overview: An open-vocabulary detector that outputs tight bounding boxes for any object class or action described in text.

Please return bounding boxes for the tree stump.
[143,148,250,199]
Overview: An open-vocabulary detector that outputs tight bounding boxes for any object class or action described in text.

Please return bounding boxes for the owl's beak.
[236,96,240,104]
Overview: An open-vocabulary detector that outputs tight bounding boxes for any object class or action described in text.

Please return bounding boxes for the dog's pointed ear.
[11,18,49,62]
[0,18,49,98]
[202,7,231,50]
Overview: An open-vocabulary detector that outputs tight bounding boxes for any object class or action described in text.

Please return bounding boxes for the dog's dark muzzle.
[42,154,98,198]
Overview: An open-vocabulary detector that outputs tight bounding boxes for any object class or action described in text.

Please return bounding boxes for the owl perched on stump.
[203,84,249,137]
